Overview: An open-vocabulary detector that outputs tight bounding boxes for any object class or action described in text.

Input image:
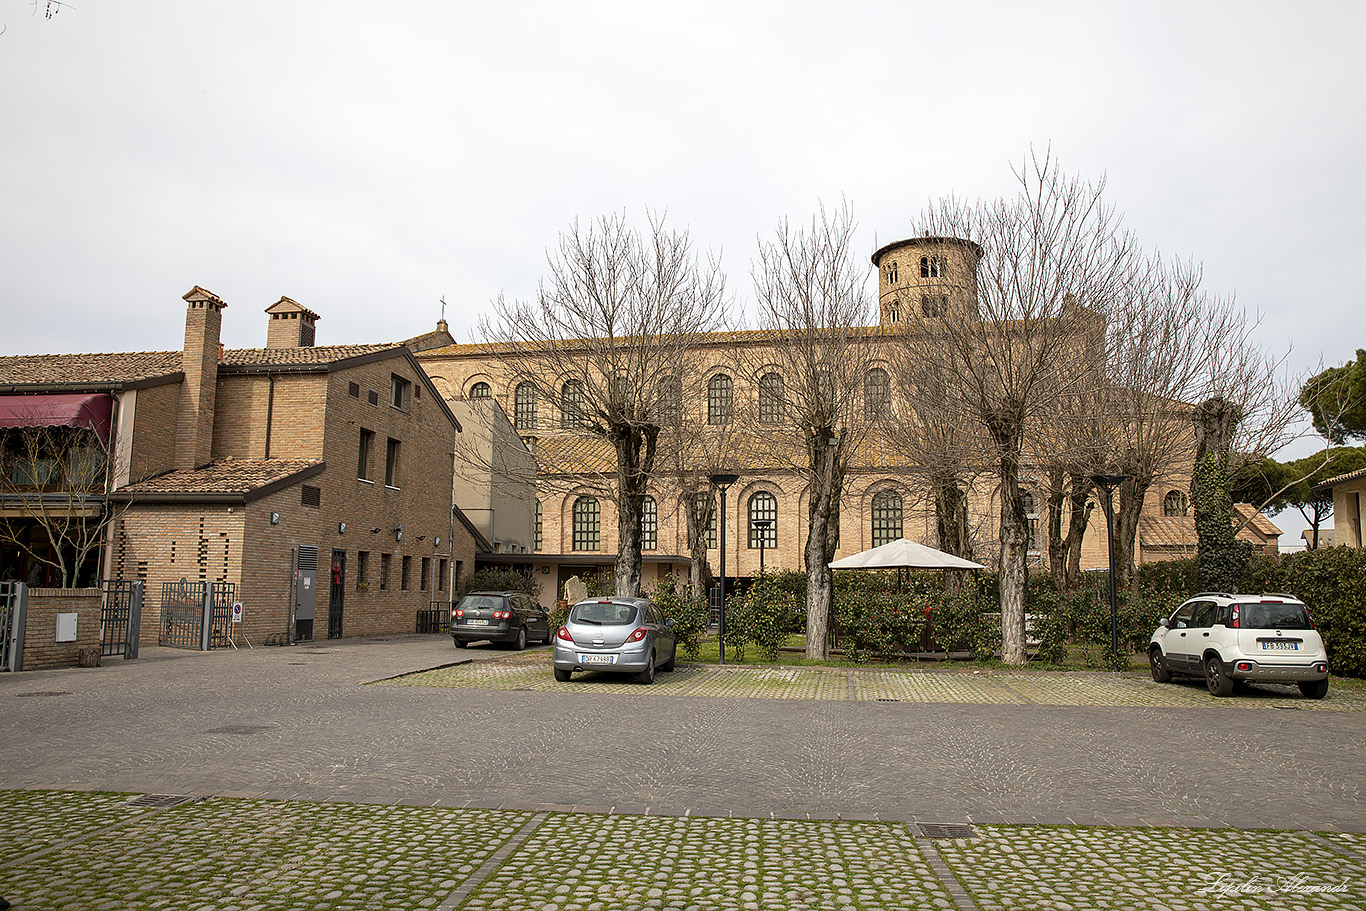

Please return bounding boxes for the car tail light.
[626,627,648,643]
[556,626,573,642]
[493,610,511,619]
[1228,607,1239,629]
[1236,661,1252,672]
[454,608,464,618]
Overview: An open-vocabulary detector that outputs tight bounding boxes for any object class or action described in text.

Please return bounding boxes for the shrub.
[924,585,999,661]
[650,573,711,660]
[832,572,929,663]
[1247,547,1366,678]
[1031,572,1180,669]
[462,567,536,596]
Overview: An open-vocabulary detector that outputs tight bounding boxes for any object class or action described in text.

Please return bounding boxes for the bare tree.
[749,203,876,660]
[480,212,728,597]
[901,150,1144,665]
[0,420,123,588]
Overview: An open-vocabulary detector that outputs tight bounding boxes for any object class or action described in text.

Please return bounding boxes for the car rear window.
[1240,602,1312,630]
[458,595,504,611]
[569,602,637,625]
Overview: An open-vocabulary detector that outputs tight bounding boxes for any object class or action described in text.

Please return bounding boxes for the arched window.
[707,374,733,425]
[886,261,898,284]
[572,496,600,551]
[695,492,717,548]
[920,255,943,278]
[920,295,948,317]
[534,500,542,552]
[920,256,929,278]
[469,381,491,400]
[871,490,903,547]
[514,383,537,431]
[748,491,778,549]
[658,375,682,425]
[1164,490,1189,517]
[759,372,785,424]
[641,496,657,551]
[864,367,891,420]
[560,380,587,428]
[1021,491,1040,553]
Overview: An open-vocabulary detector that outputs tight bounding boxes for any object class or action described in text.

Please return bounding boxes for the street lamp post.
[1091,474,1126,668]
[709,472,739,666]
[752,518,773,575]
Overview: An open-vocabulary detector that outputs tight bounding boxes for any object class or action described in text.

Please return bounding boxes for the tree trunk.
[934,474,972,593]
[803,431,844,660]
[1062,475,1094,591]
[611,424,657,598]
[1112,475,1149,591]
[1046,466,1066,587]
[1190,397,1249,592]
[987,404,1029,666]
[682,489,715,596]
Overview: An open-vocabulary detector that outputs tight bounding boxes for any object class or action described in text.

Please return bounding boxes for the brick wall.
[127,382,180,484]
[20,587,102,670]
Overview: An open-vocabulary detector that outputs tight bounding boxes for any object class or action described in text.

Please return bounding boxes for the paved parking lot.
[1,635,1364,909]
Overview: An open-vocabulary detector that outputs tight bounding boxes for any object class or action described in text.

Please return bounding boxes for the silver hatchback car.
[552,597,678,684]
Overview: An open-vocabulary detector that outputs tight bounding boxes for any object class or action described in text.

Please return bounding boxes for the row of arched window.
[478,368,897,431]
[883,256,946,285]
[556,490,907,553]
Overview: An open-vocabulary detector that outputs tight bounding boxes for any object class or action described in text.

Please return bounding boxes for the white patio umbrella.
[828,538,986,571]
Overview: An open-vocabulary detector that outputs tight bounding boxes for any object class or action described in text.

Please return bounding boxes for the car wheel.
[554,668,572,682]
[1149,647,1171,683]
[636,653,655,685]
[453,638,467,649]
[1205,655,1234,697]
[513,627,527,651]
[660,651,676,672]
[1298,678,1329,700]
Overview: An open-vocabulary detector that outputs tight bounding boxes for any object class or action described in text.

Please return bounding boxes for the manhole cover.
[16,691,71,698]
[204,724,272,735]
[125,794,197,809]
[917,823,977,839]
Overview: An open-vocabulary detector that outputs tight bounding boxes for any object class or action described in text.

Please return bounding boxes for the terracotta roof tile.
[116,459,322,496]
[0,351,182,387]
[1316,466,1366,489]
[0,344,406,388]
[1140,507,1281,550]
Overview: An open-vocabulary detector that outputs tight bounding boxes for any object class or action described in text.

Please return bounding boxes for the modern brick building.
[0,287,488,646]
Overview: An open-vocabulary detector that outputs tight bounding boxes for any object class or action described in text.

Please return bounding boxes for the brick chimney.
[265,296,320,348]
[176,285,227,470]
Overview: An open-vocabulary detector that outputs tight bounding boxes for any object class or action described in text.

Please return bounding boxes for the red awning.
[0,393,113,444]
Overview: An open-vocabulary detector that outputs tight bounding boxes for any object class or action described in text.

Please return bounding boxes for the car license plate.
[580,654,615,665]
[1260,640,1298,650]
[467,619,488,626]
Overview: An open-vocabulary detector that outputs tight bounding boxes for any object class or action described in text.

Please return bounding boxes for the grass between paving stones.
[0,791,531,911]
[460,813,953,911]
[935,825,1366,911]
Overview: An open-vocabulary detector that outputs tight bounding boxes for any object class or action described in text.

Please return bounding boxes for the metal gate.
[100,580,143,659]
[159,580,237,650]
[327,549,345,639]
[1,581,28,672]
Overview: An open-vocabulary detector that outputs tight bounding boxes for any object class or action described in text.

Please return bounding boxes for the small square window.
[391,375,411,410]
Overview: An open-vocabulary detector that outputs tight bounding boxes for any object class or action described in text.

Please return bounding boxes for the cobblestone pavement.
[389,656,1366,711]
[1,637,1363,831]
[0,790,1363,911]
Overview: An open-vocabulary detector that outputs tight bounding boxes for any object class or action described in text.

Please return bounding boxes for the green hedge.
[1242,548,1366,678]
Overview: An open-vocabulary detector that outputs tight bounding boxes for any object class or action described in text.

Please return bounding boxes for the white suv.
[1148,592,1330,698]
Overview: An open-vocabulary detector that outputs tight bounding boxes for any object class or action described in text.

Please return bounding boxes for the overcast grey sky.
[2,2,1362,499]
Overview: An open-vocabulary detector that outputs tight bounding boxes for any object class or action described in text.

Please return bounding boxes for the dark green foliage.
[1030,573,1181,669]
[1191,454,1252,592]
[722,575,803,662]
[830,572,930,663]
[1243,548,1366,678]
[462,567,537,596]
[651,573,711,659]
[922,586,999,661]
[1300,349,1366,443]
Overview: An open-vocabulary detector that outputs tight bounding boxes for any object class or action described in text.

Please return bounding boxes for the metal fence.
[100,580,143,659]
[158,581,237,650]
[1,581,28,672]
[417,600,450,633]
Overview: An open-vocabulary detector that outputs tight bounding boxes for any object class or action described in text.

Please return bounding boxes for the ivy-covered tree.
[1300,349,1366,443]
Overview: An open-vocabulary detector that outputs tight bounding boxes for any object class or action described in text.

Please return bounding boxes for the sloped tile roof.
[1140,505,1282,550]
[1315,466,1366,490]
[0,344,406,388]
[115,459,322,496]
[0,351,183,387]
